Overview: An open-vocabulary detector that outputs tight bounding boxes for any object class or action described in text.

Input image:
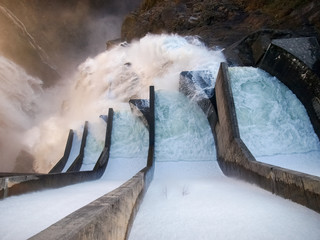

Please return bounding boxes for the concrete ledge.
[30,166,154,240]
[215,62,320,213]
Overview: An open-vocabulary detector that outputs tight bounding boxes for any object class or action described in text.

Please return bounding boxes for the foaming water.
[155,91,216,161]
[229,67,320,175]
[81,120,105,171]
[13,34,224,172]
[129,161,320,240]
[110,111,148,159]
[80,110,149,171]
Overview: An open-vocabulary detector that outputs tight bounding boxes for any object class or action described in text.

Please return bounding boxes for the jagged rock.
[121,0,320,49]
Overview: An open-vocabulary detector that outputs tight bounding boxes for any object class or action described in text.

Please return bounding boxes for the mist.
[0,0,142,84]
[0,0,142,172]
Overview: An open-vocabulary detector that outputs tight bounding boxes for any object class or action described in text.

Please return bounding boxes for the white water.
[2,33,319,240]
[129,91,320,240]
[0,33,225,238]
[129,161,320,240]
[80,120,105,171]
[155,91,216,161]
[229,67,320,176]
[0,34,224,173]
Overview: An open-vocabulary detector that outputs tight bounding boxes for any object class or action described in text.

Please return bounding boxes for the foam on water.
[155,91,216,161]
[129,161,320,240]
[81,120,105,171]
[229,67,320,175]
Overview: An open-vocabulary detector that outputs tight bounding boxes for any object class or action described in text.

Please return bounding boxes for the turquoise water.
[154,91,216,162]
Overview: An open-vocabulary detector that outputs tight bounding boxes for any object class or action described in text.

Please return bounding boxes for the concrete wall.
[214,62,320,213]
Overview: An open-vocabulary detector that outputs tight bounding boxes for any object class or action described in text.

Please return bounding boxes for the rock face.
[121,0,320,48]
[259,37,320,140]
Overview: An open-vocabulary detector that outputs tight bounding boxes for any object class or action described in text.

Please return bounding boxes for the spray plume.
[1,34,224,173]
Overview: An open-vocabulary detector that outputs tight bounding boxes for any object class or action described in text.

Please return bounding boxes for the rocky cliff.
[121,0,320,48]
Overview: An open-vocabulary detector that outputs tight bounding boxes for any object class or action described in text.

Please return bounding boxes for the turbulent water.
[155,91,215,161]
[229,67,320,175]
[0,34,224,173]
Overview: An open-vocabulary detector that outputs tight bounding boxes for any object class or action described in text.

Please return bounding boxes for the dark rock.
[121,0,320,50]
[223,29,304,66]
[259,37,320,140]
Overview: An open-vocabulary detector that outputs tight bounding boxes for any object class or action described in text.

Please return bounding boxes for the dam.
[0,33,320,239]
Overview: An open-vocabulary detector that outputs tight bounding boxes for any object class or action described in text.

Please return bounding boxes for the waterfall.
[20,34,224,173]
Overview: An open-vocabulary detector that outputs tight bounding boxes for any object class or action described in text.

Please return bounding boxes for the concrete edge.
[30,166,154,240]
[67,121,89,172]
[49,129,74,173]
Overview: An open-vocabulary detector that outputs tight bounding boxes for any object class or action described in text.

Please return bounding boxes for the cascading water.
[129,79,320,240]
[229,67,320,176]
[1,32,320,239]
[155,91,215,161]
[0,107,149,240]
[4,33,224,173]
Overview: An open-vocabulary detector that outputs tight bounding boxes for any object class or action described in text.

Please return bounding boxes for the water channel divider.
[49,129,74,173]
[0,108,114,199]
[31,86,155,240]
[67,121,89,172]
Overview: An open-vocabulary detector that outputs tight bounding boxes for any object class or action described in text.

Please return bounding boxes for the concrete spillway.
[0,35,320,239]
[129,90,320,240]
